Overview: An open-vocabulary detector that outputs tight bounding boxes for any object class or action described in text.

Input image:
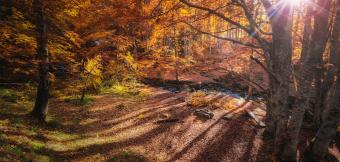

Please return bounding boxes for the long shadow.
[166,112,249,162]
[102,104,188,137]
[68,96,187,134]
[37,95,195,160]
[0,138,61,161]
[83,99,189,137]
[254,131,274,162]
[46,108,195,160]
[239,128,260,162]
[190,115,257,162]
[54,93,186,134]
[50,91,175,119]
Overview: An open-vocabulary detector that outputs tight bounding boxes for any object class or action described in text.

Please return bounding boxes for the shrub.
[187,91,209,107]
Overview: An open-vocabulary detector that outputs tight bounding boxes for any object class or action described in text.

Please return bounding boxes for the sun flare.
[285,0,302,6]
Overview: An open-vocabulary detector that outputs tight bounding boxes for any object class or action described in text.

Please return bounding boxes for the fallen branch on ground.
[156,118,180,123]
[246,109,266,128]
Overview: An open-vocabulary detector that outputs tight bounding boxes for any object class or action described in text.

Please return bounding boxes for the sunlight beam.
[284,0,302,6]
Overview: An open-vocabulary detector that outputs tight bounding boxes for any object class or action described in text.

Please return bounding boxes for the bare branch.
[183,22,261,49]
[179,0,251,33]
[250,56,280,83]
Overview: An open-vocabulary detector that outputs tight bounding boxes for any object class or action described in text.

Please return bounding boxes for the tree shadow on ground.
[1,86,270,161]
[107,150,148,162]
[166,113,259,162]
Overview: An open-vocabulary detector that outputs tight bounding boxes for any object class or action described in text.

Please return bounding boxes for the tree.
[3,0,81,121]
[31,0,50,121]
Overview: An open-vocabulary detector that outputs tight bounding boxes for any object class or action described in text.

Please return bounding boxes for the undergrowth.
[100,82,150,101]
[63,95,95,106]
[187,90,210,107]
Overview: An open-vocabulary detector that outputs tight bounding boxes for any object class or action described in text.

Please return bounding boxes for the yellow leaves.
[122,52,138,71]
[64,9,79,17]
[225,98,240,110]
[49,42,73,58]
[14,34,36,48]
[65,31,82,48]
[85,56,103,87]
[187,91,210,107]
[86,57,101,76]
[48,72,56,83]
[179,8,191,16]
[86,31,115,40]
[18,22,34,31]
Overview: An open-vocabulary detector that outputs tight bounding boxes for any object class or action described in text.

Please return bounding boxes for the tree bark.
[281,0,332,161]
[299,5,313,63]
[265,3,293,161]
[308,0,332,127]
[31,0,50,122]
[306,1,340,161]
[307,60,340,162]
[319,0,340,124]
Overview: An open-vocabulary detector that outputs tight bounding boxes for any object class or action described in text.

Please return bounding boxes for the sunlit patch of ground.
[0,85,338,162]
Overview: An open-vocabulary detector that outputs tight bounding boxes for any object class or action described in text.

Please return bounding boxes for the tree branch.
[183,22,261,49]
[250,55,280,83]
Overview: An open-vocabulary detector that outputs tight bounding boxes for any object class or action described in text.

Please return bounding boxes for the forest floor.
[1,84,339,162]
[0,83,275,162]
[1,50,339,162]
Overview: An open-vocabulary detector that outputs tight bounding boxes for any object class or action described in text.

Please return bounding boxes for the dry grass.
[187,91,210,107]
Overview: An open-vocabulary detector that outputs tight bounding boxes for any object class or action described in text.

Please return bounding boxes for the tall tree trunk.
[264,3,293,141]
[306,2,340,161]
[265,3,293,161]
[308,0,332,127]
[282,0,332,161]
[319,0,339,123]
[172,17,179,82]
[31,0,50,121]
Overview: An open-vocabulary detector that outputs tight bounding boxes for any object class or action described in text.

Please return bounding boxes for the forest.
[0,0,339,161]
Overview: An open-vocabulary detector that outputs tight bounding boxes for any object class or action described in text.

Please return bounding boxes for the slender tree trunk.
[299,5,313,63]
[31,0,50,121]
[308,0,332,127]
[172,17,179,82]
[80,58,86,103]
[175,46,179,82]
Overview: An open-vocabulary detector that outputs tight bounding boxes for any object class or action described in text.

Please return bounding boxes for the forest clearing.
[1,0,340,161]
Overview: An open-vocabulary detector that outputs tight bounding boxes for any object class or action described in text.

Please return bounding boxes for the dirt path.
[47,87,270,162]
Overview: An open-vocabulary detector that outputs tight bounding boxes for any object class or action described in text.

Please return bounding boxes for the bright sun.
[285,0,302,6]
